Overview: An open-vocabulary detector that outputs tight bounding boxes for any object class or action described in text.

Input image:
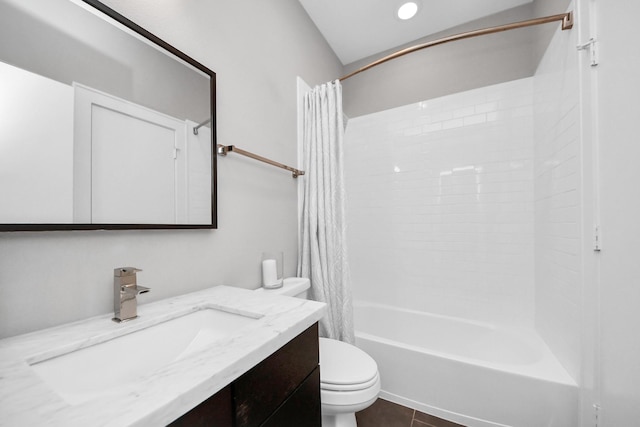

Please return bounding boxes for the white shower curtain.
[298,80,354,344]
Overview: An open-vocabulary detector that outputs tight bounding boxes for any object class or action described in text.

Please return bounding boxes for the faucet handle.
[114,267,142,277]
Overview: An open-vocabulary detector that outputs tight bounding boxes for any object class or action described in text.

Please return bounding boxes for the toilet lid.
[319,338,378,390]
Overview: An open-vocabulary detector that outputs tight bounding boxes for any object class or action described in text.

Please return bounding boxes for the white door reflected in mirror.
[75,85,190,224]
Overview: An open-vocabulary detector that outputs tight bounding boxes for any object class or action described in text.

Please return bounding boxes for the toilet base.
[322,412,357,427]
[321,390,379,426]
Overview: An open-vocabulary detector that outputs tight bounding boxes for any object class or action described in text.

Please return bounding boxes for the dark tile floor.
[356,398,466,427]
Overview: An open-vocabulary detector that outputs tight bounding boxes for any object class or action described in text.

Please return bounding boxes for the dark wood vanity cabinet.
[169,323,321,427]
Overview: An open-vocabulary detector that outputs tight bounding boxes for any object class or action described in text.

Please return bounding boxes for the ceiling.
[298,0,534,65]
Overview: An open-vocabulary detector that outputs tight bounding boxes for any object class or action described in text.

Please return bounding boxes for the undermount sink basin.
[30,308,260,404]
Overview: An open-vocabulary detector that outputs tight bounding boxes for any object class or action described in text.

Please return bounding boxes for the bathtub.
[353,302,578,427]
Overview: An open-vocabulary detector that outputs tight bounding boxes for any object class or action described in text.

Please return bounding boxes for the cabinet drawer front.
[234,323,319,427]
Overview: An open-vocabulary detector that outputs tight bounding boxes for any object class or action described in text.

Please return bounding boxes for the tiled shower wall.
[533,9,581,380]
[344,78,535,326]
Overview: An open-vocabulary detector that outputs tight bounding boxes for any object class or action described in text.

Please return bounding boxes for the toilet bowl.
[255,278,380,426]
[319,337,380,427]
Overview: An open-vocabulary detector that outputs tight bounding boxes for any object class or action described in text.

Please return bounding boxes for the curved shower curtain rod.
[339,12,573,81]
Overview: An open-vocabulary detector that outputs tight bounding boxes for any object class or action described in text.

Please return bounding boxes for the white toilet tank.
[254,277,311,299]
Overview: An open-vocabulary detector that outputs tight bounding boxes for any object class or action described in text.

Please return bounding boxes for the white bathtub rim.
[354,302,576,386]
[355,300,503,330]
[378,391,511,427]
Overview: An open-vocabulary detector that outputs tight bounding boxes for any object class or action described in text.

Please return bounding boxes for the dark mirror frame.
[0,0,217,232]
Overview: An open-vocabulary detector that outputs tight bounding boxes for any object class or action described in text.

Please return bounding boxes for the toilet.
[255,277,380,427]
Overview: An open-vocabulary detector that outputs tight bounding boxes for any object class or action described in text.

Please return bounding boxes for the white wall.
[533,1,582,381]
[0,0,342,338]
[344,78,535,326]
[0,62,74,223]
[595,0,640,425]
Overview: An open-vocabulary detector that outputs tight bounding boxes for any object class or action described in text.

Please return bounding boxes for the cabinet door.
[234,324,319,427]
[261,366,321,427]
[168,385,232,427]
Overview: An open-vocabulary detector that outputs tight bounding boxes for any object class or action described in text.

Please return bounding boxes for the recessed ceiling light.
[397,2,419,20]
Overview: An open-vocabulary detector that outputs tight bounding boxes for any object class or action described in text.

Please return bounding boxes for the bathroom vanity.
[0,286,325,426]
[172,323,320,426]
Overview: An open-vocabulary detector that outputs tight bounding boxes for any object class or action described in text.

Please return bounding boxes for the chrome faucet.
[112,267,150,323]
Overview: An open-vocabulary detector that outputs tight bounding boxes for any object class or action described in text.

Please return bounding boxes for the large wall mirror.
[0,0,216,231]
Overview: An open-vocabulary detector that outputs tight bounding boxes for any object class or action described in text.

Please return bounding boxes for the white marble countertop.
[0,285,326,426]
